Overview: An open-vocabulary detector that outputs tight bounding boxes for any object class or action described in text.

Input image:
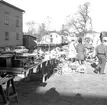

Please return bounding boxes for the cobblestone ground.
[10,64,107,105]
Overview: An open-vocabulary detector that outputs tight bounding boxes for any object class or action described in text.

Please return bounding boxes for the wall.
[0,3,23,47]
[41,33,62,44]
[0,3,4,46]
[51,33,62,44]
[23,35,37,49]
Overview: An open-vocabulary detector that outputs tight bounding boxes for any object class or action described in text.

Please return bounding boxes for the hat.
[78,37,82,43]
[100,31,107,38]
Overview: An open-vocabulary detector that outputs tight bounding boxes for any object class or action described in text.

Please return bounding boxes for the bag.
[91,63,97,68]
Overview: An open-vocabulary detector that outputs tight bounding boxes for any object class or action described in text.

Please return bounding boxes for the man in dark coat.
[93,32,107,74]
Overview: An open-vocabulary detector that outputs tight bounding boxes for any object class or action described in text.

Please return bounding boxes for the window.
[5,32,9,40]
[50,34,53,43]
[16,33,19,40]
[4,12,9,25]
[16,16,20,27]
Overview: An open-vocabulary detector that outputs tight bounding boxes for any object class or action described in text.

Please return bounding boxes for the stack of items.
[61,63,72,74]
[68,61,86,74]
[76,64,86,73]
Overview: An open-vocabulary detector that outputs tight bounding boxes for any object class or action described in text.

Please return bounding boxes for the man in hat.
[93,32,107,74]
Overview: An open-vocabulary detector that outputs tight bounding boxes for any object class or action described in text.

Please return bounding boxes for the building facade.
[0,0,25,47]
[41,32,62,44]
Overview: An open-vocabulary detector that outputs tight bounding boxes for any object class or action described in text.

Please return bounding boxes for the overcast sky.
[5,0,107,32]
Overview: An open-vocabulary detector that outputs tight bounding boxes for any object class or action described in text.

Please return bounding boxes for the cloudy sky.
[5,0,107,32]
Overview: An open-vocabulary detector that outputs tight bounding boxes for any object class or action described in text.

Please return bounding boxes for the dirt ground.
[9,64,107,105]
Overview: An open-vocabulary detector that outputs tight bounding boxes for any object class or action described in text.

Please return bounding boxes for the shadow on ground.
[10,78,107,105]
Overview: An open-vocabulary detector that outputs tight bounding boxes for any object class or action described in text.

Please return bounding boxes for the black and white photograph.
[0,0,107,105]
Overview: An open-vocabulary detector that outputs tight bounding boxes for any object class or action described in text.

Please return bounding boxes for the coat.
[75,43,85,60]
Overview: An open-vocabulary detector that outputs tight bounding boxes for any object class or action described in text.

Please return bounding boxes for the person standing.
[68,39,77,62]
[75,37,86,65]
[93,32,107,74]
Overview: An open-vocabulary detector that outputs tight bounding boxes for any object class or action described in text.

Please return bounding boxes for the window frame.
[4,12,9,25]
[16,33,20,40]
[50,34,53,43]
[5,32,9,40]
[16,16,20,27]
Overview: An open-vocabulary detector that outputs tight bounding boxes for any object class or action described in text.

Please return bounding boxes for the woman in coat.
[75,37,86,65]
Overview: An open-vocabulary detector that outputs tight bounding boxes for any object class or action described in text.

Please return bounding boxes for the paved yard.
[10,64,107,105]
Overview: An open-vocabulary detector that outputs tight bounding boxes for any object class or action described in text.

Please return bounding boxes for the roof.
[0,0,25,12]
[48,31,60,35]
[23,34,37,39]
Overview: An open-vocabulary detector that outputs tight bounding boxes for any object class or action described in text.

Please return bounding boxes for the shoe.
[97,67,101,73]
[94,70,98,74]
[94,67,101,74]
[100,73,105,74]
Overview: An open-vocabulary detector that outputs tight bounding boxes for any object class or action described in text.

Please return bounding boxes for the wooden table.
[0,75,18,105]
[35,58,59,83]
[0,54,14,67]
[0,67,25,76]
[16,53,36,59]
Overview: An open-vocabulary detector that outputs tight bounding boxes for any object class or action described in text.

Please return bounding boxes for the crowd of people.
[70,32,107,74]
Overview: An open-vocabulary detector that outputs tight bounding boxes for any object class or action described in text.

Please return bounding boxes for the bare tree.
[37,22,50,42]
[25,16,52,42]
[60,24,70,36]
[43,16,52,31]
[26,21,37,35]
[37,16,52,42]
[67,2,92,37]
